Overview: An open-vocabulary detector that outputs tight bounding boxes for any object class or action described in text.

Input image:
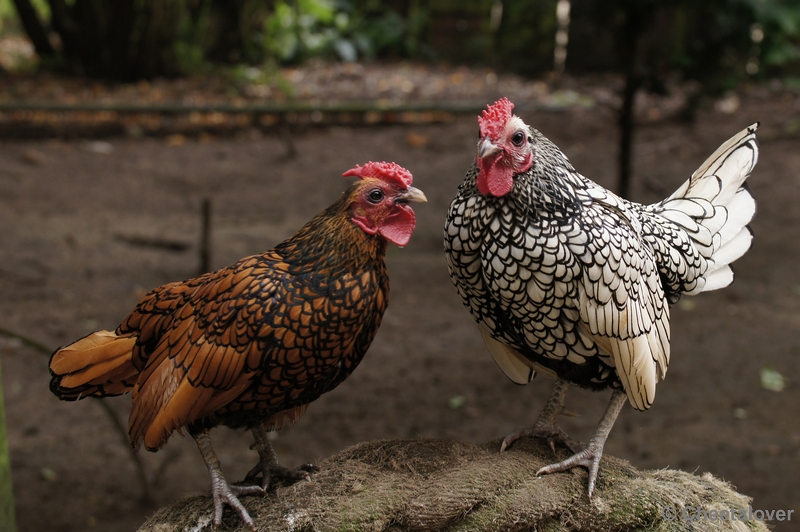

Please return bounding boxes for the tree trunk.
[104,0,137,80]
[618,69,641,200]
[46,0,83,70]
[616,7,644,200]
[40,0,183,80]
[16,0,277,79]
[11,0,54,57]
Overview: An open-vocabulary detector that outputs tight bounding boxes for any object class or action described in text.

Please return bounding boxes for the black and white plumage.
[444,98,758,495]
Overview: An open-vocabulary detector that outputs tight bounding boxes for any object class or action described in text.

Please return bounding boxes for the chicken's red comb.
[342,161,413,189]
[478,98,514,140]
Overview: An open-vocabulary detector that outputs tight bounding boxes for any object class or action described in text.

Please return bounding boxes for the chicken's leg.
[536,389,627,497]
[501,379,581,453]
[244,425,317,490]
[194,429,262,531]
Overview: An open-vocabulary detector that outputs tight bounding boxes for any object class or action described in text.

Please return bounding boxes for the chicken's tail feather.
[49,330,139,399]
[652,123,758,292]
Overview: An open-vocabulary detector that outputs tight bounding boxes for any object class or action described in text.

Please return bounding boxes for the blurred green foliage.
[263,0,428,63]
[0,0,798,87]
[666,0,766,93]
[565,0,799,94]
[493,0,559,75]
[0,0,47,29]
[744,0,800,72]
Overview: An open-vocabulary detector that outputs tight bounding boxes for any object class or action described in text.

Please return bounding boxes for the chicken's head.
[475,98,534,197]
[343,161,427,246]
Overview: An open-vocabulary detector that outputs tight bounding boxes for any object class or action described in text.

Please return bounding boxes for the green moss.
[0,359,17,532]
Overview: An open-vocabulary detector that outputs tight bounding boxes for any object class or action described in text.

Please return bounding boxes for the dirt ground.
[1,85,799,531]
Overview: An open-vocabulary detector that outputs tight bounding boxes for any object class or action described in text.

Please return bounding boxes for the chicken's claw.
[243,461,318,490]
[501,423,584,454]
[210,481,262,531]
[536,441,604,498]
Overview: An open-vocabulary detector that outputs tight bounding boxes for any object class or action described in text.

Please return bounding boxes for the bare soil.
[1,84,799,531]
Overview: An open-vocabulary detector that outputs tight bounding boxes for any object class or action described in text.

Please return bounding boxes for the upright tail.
[49,331,139,400]
[650,123,759,293]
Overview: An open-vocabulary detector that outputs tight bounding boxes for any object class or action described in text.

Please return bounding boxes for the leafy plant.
[743,0,800,73]
[263,0,428,64]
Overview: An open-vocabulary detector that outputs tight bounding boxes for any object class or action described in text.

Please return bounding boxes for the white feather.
[661,210,701,234]
[679,123,758,201]
[662,198,712,218]
[715,189,757,248]
[606,335,657,411]
[653,124,758,290]
[478,324,534,385]
[663,124,757,209]
[701,265,735,291]
[698,208,729,245]
[707,228,753,271]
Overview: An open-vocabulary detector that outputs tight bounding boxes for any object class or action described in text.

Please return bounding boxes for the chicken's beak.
[398,186,427,204]
[478,138,502,159]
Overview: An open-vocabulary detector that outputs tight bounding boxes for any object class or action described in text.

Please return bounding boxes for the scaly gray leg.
[536,389,628,497]
[244,425,317,490]
[194,429,262,531]
[501,379,581,453]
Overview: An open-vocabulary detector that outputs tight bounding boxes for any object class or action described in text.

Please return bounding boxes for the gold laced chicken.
[50,161,426,529]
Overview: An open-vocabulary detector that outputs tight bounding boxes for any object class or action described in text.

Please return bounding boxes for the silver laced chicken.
[444,98,758,496]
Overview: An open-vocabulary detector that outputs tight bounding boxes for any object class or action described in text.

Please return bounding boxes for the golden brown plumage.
[49,162,426,529]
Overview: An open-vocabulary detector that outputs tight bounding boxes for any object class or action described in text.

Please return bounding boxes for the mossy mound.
[139,437,767,531]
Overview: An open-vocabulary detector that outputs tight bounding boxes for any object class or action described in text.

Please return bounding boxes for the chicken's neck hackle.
[277,190,389,271]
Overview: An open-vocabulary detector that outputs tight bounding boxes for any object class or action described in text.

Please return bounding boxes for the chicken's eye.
[511,131,525,146]
[368,189,384,203]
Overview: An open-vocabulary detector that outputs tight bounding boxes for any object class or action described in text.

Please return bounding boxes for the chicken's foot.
[501,379,581,453]
[194,429,262,531]
[243,425,318,490]
[536,389,627,497]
